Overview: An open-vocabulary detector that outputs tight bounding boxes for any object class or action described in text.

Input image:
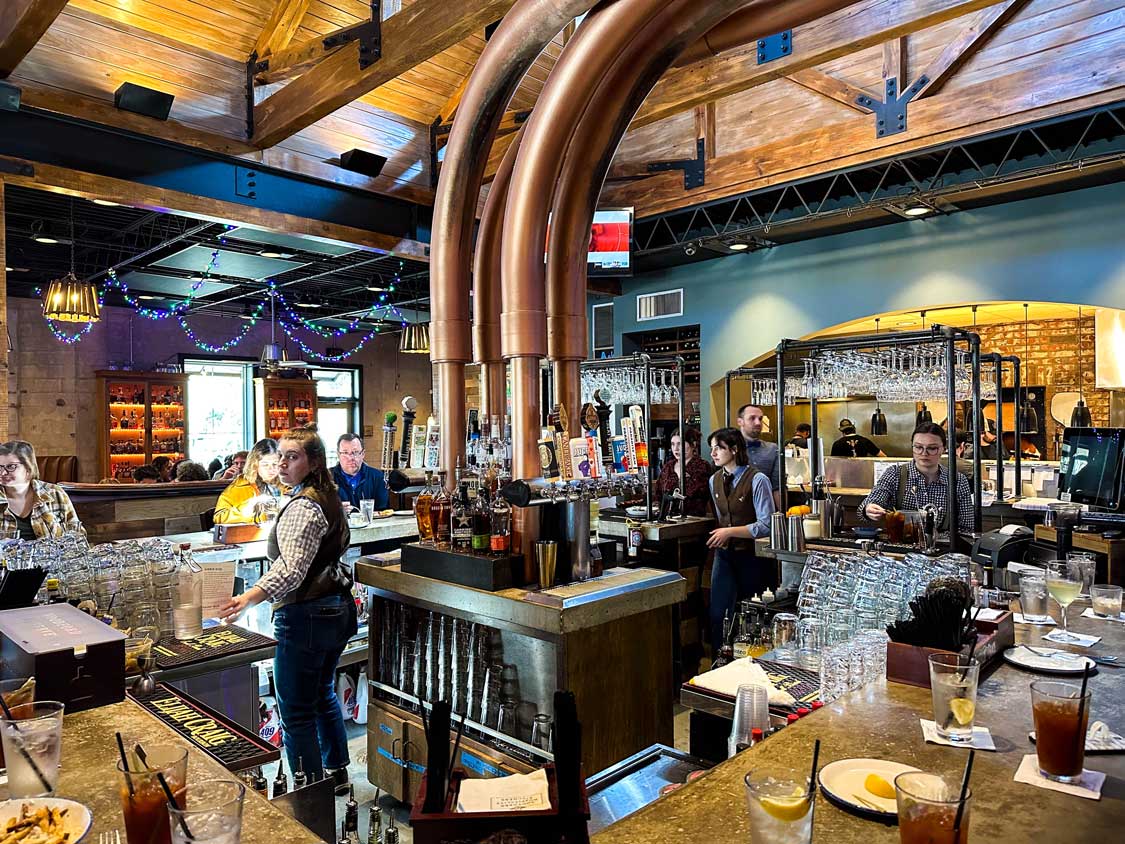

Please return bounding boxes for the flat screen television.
[587,208,633,276]
[1059,427,1125,511]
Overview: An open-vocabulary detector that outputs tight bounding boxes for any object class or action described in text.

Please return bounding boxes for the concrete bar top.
[163,513,418,558]
[52,699,322,843]
[356,560,685,636]
[595,609,1125,842]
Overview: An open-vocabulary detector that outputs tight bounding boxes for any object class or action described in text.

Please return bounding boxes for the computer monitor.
[1059,427,1125,511]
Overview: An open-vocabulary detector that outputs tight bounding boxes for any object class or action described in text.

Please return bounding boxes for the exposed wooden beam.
[915,0,1031,99]
[694,102,719,158]
[253,0,313,61]
[435,73,471,126]
[882,36,907,91]
[632,0,1011,130]
[254,20,367,85]
[606,25,1125,216]
[482,131,519,183]
[786,69,873,113]
[0,0,70,78]
[253,0,517,149]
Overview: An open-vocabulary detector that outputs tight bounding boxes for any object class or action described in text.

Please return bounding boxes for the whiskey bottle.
[431,472,451,549]
[450,482,473,552]
[471,488,491,553]
[414,471,436,544]
[490,492,511,555]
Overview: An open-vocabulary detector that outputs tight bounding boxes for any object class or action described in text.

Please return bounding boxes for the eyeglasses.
[338,450,364,459]
[0,464,25,475]
[912,444,943,455]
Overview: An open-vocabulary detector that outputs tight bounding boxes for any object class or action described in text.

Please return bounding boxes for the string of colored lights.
[278,315,391,362]
[102,248,220,319]
[266,260,405,338]
[37,284,103,345]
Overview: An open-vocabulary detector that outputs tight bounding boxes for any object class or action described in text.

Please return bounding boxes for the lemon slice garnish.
[950,697,975,726]
[863,773,896,800]
[758,791,811,822]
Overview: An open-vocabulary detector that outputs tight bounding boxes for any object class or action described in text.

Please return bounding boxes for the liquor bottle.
[451,482,473,552]
[119,410,130,429]
[732,603,754,660]
[471,488,491,553]
[431,472,452,549]
[713,610,736,668]
[490,492,511,555]
[269,397,275,410]
[414,471,436,544]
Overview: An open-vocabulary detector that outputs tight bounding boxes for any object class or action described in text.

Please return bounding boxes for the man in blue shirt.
[330,434,389,512]
[736,403,781,508]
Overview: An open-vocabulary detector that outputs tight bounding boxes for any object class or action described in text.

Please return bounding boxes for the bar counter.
[57,699,322,843]
[594,612,1125,842]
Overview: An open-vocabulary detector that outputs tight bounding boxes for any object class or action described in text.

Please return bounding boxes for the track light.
[728,242,750,251]
[684,243,697,256]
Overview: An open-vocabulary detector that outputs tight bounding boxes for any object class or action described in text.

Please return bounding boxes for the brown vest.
[709,466,759,553]
[267,485,352,608]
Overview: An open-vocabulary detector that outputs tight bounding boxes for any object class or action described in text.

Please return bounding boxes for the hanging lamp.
[1020,303,1040,434]
[1071,305,1093,427]
[42,200,101,323]
[870,318,888,435]
[399,320,430,354]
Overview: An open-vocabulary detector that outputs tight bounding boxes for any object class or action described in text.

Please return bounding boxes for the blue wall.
[599,180,1125,432]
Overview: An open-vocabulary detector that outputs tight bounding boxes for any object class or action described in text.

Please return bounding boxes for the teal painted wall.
[597,180,1125,432]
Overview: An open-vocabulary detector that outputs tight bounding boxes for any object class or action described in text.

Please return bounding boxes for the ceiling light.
[367,285,386,292]
[295,302,319,309]
[258,250,295,259]
[33,235,59,245]
[400,322,430,354]
[137,295,158,301]
[728,242,750,251]
[42,272,101,323]
[903,204,932,217]
[92,199,120,207]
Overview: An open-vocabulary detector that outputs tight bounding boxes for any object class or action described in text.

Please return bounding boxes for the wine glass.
[1045,560,1083,643]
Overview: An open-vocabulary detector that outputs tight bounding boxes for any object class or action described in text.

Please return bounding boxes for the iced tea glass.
[928,653,979,743]
[117,744,190,844]
[895,771,971,844]
[167,779,245,844]
[1030,680,1090,784]
[744,767,815,844]
[0,701,64,797]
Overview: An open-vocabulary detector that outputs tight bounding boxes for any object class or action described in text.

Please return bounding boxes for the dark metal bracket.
[234,166,259,201]
[856,75,929,138]
[756,31,792,64]
[647,138,706,190]
[244,53,256,139]
[253,2,381,76]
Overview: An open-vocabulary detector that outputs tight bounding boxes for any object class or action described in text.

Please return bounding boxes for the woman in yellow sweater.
[214,439,284,524]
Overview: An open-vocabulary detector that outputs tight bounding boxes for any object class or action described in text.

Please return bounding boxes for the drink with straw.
[0,701,64,797]
[117,744,189,844]
[895,771,971,844]
[1046,560,1082,643]
[744,768,815,844]
[928,653,979,743]
[1031,680,1090,783]
[168,779,245,844]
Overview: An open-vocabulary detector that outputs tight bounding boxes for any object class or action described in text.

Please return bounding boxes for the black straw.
[1075,663,1091,759]
[115,732,135,797]
[445,713,467,808]
[809,739,821,796]
[0,696,52,795]
[960,608,980,682]
[157,771,192,839]
[952,749,975,835]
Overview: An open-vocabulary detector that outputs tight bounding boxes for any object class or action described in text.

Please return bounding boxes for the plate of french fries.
[0,799,92,844]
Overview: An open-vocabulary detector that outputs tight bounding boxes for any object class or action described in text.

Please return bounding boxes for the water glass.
[167,778,245,844]
[1091,584,1123,618]
[771,613,799,655]
[360,499,376,522]
[895,771,971,844]
[0,678,34,771]
[928,654,979,743]
[1019,575,1050,623]
[531,713,553,751]
[0,701,65,797]
[744,768,815,844]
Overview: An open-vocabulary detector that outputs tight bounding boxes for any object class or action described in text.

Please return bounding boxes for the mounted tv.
[587,208,633,276]
[1059,427,1125,511]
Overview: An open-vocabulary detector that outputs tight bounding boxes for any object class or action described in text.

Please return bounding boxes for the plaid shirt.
[0,481,85,540]
[256,495,328,601]
[861,462,975,535]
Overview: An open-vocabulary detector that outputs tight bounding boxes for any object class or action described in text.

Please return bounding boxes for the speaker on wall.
[114,83,174,121]
[339,149,387,178]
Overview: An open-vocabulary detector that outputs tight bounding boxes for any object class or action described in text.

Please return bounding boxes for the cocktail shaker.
[787,514,806,552]
[770,513,788,551]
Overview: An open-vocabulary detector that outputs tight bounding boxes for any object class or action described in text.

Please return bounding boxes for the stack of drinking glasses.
[818,629,890,703]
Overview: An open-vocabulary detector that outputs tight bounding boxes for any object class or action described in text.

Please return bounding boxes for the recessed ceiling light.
[137,295,159,301]
[367,285,386,292]
[258,250,295,259]
[903,204,932,217]
[295,302,319,309]
[33,236,59,245]
[92,199,120,207]
[728,242,750,251]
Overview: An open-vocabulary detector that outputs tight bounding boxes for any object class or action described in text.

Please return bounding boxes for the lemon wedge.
[863,773,896,800]
[950,697,975,726]
[759,789,811,822]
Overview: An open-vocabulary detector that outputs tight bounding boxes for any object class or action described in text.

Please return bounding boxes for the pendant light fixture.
[1020,303,1040,435]
[870,318,888,435]
[1071,305,1093,428]
[399,320,430,354]
[42,200,101,323]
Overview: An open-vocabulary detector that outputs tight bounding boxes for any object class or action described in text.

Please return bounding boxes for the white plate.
[1003,645,1097,674]
[817,758,920,819]
[0,798,93,842]
[625,506,649,518]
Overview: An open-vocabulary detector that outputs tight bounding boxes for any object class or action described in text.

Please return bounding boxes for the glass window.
[185,361,249,465]
[312,367,361,465]
[318,407,352,466]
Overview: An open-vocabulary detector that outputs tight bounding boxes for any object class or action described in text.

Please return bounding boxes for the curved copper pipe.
[430,0,598,486]
[474,129,523,421]
[509,356,541,580]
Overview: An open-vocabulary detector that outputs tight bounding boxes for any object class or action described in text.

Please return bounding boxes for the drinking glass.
[1045,560,1083,643]
[1091,584,1123,619]
[1019,575,1050,623]
[118,744,190,844]
[894,771,971,844]
[796,618,823,670]
[744,768,815,844]
[0,701,65,797]
[497,700,519,741]
[1067,551,1097,597]
[167,778,245,844]
[531,714,553,751]
[729,683,770,757]
[771,614,799,655]
[360,499,376,522]
[0,678,34,772]
[927,653,979,743]
[1030,680,1090,784]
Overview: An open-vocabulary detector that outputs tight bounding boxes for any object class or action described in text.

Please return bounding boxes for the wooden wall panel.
[716,82,861,157]
[614,111,699,170]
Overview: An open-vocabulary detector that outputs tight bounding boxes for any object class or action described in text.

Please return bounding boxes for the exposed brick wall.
[975,315,1103,458]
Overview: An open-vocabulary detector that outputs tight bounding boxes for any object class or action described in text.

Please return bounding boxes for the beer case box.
[0,603,126,712]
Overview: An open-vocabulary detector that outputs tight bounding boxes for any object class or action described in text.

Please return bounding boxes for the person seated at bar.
[0,440,85,540]
[785,423,812,450]
[152,455,174,483]
[132,464,160,484]
[831,418,885,457]
[705,427,775,653]
[655,427,712,517]
[861,422,974,536]
[331,434,388,513]
[214,439,284,524]
[175,461,212,482]
[213,451,248,481]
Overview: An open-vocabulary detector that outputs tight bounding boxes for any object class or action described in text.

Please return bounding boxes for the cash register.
[971,524,1034,586]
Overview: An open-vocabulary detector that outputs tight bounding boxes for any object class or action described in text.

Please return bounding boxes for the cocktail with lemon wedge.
[928,653,980,743]
[744,769,815,844]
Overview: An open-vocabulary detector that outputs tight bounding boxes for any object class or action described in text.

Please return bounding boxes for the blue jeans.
[710,547,770,652]
[273,592,358,781]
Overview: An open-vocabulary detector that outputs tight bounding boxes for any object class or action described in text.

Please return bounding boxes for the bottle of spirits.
[119,410,130,429]
[414,471,436,544]
[431,472,452,549]
[451,482,473,552]
[490,492,511,555]
[471,488,491,553]
[732,603,754,660]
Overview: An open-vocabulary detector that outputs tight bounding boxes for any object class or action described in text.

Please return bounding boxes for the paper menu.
[200,562,237,620]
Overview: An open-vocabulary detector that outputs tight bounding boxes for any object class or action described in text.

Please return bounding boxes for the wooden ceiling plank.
[0,0,70,77]
[915,0,1035,98]
[254,21,363,84]
[786,69,874,113]
[435,73,471,125]
[252,0,517,149]
[254,0,314,59]
[633,0,1013,130]
[68,0,256,61]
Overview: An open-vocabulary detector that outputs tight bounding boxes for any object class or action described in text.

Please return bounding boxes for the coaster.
[919,719,997,751]
[1014,613,1057,626]
[1080,608,1125,624]
[1014,754,1105,799]
[1042,630,1101,648]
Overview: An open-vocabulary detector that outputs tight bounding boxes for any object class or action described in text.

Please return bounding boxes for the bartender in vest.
[861,422,975,536]
[218,428,356,794]
[705,427,776,653]
[735,403,781,507]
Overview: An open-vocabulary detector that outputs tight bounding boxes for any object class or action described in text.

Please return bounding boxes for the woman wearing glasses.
[861,422,975,536]
[213,438,285,524]
[0,440,85,540]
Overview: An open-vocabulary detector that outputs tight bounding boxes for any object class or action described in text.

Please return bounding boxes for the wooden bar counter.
[594,610,1125,842]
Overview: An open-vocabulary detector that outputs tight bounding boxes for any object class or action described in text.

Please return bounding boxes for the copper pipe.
[509,355,542,581]
[474,129,523,422]
[430,0,598,486]
[675,0,864,66]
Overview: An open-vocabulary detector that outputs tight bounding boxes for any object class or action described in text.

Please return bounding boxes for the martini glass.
[1045,560,1083,643]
